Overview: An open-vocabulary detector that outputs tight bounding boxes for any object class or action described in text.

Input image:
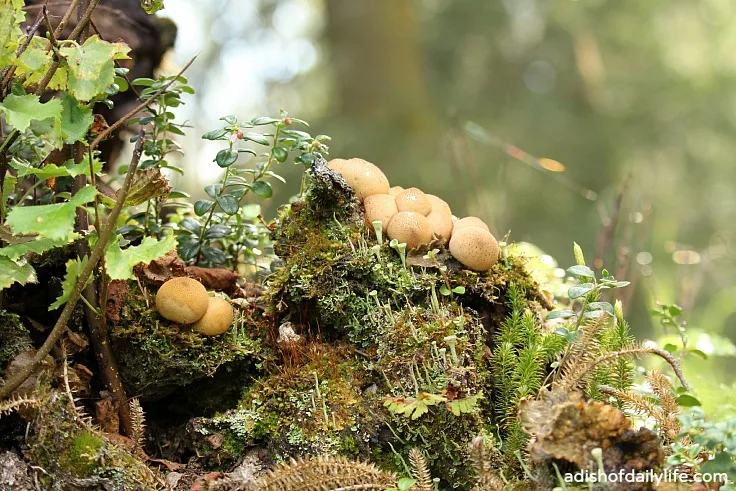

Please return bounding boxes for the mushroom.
[395,187,432,215]
[449,227,500,271]
[193,296,234,336]
[363,194,398,233]
[155,277,210,324]
[388,186,404,197]
[453,216,490,234]
[327,158,390,199]
[386,211,433,250]
[426,210,453,244]
[426,194,452,216]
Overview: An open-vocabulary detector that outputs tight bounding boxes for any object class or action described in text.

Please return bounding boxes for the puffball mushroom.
[395,187,432,215]
[388,186,404,198]
[453,216,490,234]
[426,194,452,216]
[426,211,453,244]
[364,194,398,233]
[327,158,390,199]
[193,296,235,336]
[449,227,500,271]
[155,277,210,324]
[387,211,433,250]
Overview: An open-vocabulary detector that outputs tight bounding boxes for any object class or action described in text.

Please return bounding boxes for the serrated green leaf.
[0,0,25,66]
[0,93,62,132]
[0,256,36,290]
[14,37,54,85]
[59,35,131,101]
[11,155,102,180]
[6,186,97,239]
[0,232,79,260]
[103,234,177,280]
[59,93,93,143]
[50,256,91,310]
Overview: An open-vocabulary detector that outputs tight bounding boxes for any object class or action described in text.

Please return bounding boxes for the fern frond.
[244,455,397,491]
[0,394,41,417]
[129,398,146,452]
[469,437,505,491]
[408,448,433,491]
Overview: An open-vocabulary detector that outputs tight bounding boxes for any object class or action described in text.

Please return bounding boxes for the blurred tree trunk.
[323,1,439,166]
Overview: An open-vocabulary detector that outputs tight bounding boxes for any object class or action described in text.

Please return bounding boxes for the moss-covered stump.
[110,283,271,401]
[0,311,32,379]
[189,159,552,489]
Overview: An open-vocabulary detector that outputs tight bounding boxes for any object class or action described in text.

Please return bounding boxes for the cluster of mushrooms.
[327,158,500,271]
[155,277,234,335]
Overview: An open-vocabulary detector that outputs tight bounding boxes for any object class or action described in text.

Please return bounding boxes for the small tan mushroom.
[155,277,210,324]
[426,211,453,244]
[426,194,452,216]
[453,216,490,234]
[395,187,432,215]
[364,194,398,233]
[193,297,234,336]
[449,227,499,271]
[327,158,390,199]
[386,211,433,250]
[388,186,404,197]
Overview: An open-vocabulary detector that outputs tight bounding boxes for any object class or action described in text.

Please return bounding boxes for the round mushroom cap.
[327,158,390,199]
[426,194,452,216]
[426,211,453,244]
[364,194,398,233]
[395,188,432,215]
[449,227,500,271]
[388,186,404,198]
[453,216,490,234]
[155,277,210,324]
[386,211,433,250]
[193,297,234,336]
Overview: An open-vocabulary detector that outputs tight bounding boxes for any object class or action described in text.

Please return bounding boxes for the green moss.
[111,286,271,399]
[60,430,105,477]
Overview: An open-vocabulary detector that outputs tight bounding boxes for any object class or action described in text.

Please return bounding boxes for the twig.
[88,56,197,152]
[0,130,146,400]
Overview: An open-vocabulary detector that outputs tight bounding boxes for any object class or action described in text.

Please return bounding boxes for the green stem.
[195,151,232,265]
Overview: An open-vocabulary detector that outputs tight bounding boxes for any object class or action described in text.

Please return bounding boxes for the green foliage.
[0,93,62,133]
[0,255,36,289]
[6,186,97,239]
[101,234,177,281]
[0,0,24,66]
[49,257,90,310]
[58,35,131,102]
[175,111,329,268]
[670,407,736,486]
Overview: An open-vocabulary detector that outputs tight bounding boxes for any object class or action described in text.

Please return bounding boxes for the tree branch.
[0,130,146,400]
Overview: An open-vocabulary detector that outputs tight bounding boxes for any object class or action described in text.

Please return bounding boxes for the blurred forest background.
[148,0,736,414]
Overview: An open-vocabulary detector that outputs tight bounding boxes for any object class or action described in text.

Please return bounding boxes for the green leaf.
[251,116,280,125]
[59,35,131,101]
[676,394,702,407]
[202,128,228,140]
[14,37,54,86]
[452,286,466,294]
[0,232,79,260]
[0,256,36,290]
[272,147,288,162]
[141,0,165,14]
[573,241,586,266]
[6,186,97,240]
[0,93,62,132]
[0,0,24,66]
[568,283,595,299]
[251,180,273,198]
[194,200,214,216]
[215,149,238,167]
[11,156,102,180]
[103,234,177,281]
[397,478,417,491]
[243,132,270,145]
[59,93,93,143]
[50,257,90,310]
[586,301,614,314]
[217,195,239,215]
[566,265,595,279]
[687,349,708,360]
[439,284,451,296]
[547,309,575,320]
